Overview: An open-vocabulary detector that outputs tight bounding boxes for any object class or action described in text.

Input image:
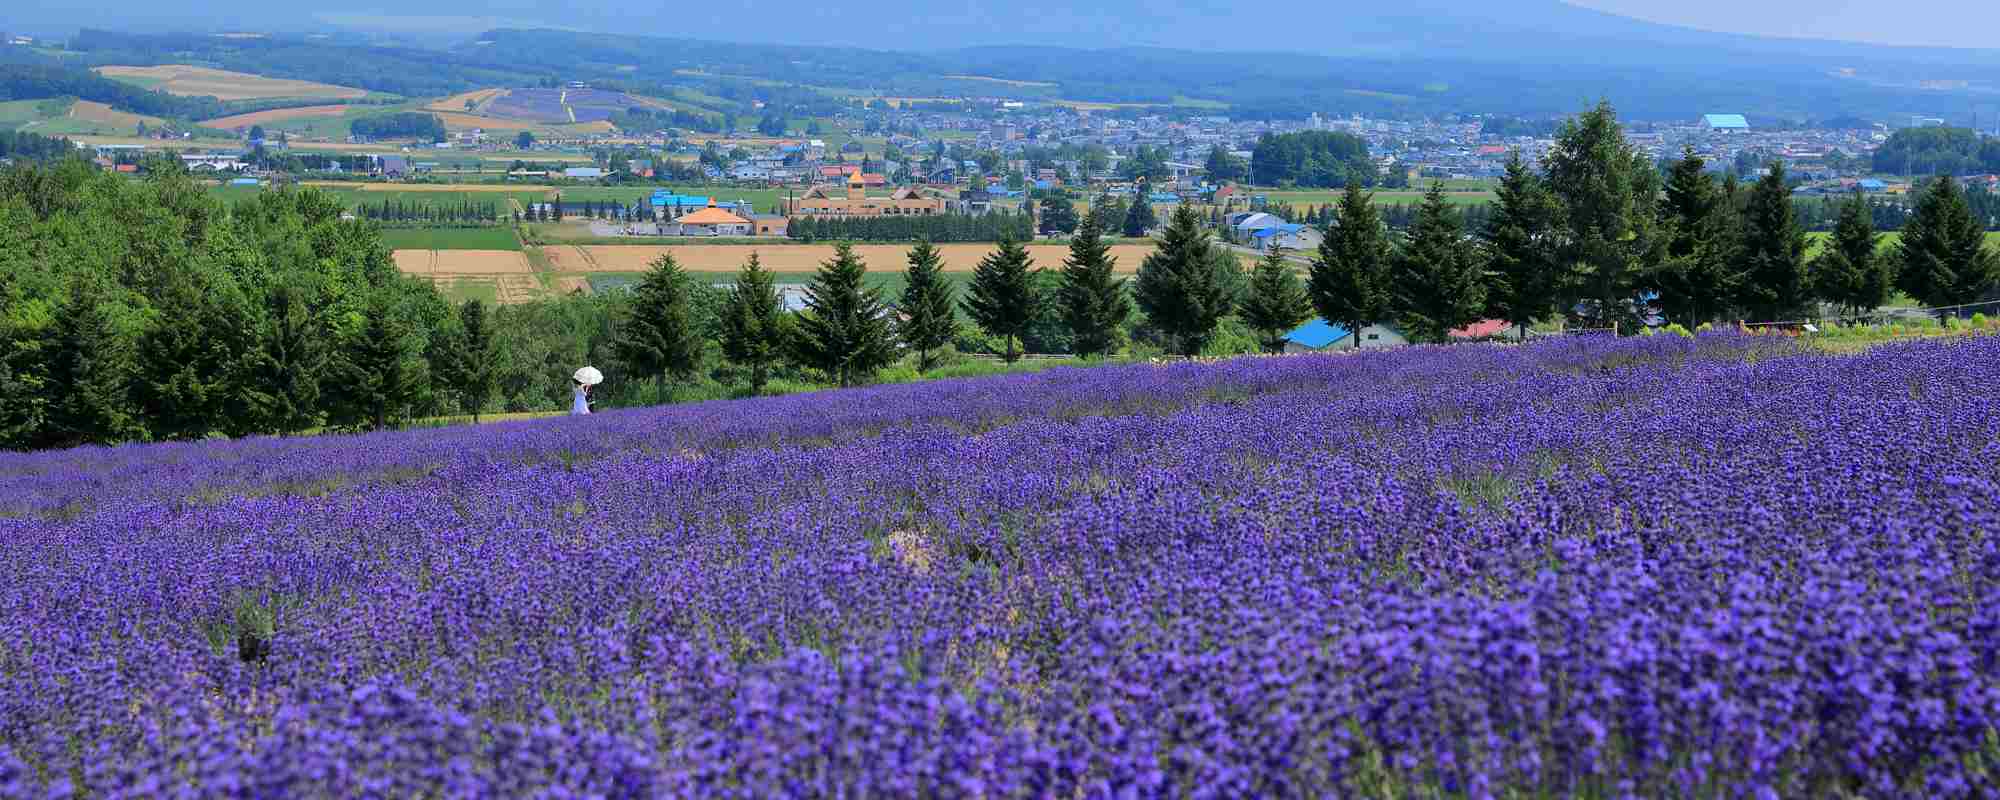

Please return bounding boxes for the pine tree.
[1135,204,1233,357]
[793,243,896,386]
[1897,175,1998,316]
[1482,153,1562,339]
[1122,192,1159,237]
[719,253,789,394]
[1735,162,1810,323]
[1387,184,1484,343]
[1039,198,1080,237]
[962,238,1041,362]
[1240,246,1312,353]
[441,299,498,421]
[1652,147,1739,327]
[1057,210,1133,358]
[1810,190,1892,317]
[897,240,959,373]
[47,281,144,447]
[614,253,704,397]
[1543,101,1658,328]
[1309,183,1393,350]
[325,292,423,432]
[243,283,327,435]
[136,271,244,440]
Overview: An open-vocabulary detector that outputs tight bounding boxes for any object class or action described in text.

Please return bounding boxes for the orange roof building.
[674,204,754,236]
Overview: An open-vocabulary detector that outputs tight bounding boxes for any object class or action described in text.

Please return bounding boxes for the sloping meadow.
[4,333,2000,797]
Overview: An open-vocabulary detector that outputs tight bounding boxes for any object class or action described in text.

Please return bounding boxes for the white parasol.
[573,366,604,386]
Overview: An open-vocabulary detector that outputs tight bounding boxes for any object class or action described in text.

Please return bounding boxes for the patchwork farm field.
[5,334,2000,795]
[378,227,522,251]
[94,64,369,100]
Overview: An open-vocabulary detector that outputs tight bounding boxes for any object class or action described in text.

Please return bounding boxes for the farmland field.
[94,64,368,101]
[378,227,521,251]
[5,334,2000,795]
[202,104,356,131]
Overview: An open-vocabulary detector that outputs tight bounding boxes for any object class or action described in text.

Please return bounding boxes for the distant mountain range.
[11,2,2000,122]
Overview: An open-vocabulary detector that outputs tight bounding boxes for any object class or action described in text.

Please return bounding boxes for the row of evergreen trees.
[355,199,504,224]
[788,212,1034,243]
[1296,103,2000,341]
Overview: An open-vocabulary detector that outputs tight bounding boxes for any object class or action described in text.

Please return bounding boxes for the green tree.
[1392,183,1486,343]
[1897,175,1999,315]
[135,269,253,441]
[614,254,704,397]
[1122,191,1159,237]
[1482,152,1563,339]
[1735,162,1811,323]
[1239,246,1312,353]
[793,243,896,386]
[1309,183,1393,350]
[1135,204,1233,357]
[719,253,789,394]
[1057,211,1133,358]
[1039,198,1080,237]
[440,299,498,420]
[1543,101,1659,329]
[1652,147,1740,327]
[1810,190,1892,317]
[46,281,144,447]
[243,283,326,435]
[897,240,959,373]
[962,238,1041,362]
[325,292,425,431]
[1204,144,1248,184]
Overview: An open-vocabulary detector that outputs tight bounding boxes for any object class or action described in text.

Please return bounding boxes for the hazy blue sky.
[1568,0,1998,48]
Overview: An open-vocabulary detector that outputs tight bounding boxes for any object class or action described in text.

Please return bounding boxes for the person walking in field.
[571,367,603,416]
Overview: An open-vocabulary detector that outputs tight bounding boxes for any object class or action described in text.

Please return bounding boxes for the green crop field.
[437,278,501,305]
[379,227,522,251]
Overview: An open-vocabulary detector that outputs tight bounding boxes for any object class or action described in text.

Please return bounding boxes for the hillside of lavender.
[4,332,2000,797]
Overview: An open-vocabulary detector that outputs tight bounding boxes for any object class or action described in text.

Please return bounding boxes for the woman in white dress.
[570,379,592,416]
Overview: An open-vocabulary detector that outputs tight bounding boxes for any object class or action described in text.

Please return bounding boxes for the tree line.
[356,199,505,225]
[1870,127,2000,177]
[1249,131,1382,189]
[0,130,71,162]
[349,112,448,142]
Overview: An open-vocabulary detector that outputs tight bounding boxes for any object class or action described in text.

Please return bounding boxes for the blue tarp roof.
[1858,179,1888,190]
[1283,318,1350,350]
[1703,114,1749,129]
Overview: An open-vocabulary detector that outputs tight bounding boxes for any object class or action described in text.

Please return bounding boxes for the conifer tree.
[1734,161,1811,323]
[1653,147,1739,327]
[1482,152,1562,339]
[1240,245,1312,353]
[962,238,1041,362]
[243,283,327,435]
[47,280,144,447]
[719,253,789,394]
[440,299,498,420]
[1543,101,1659,328]
[1392,183,1486,343]
[614,253,704,397]
[1039,198,1080,237]
[1057,210,1132,358]
[1122,192,1159,237]
[1309,183,1393,349]
[1897,175,1998,316]
[137,270,246,440]
[325,292,423,431]
[1135,204,1233,357]
[897,240,959,373]
[793,243,896,386]
[1809,190,1892,318]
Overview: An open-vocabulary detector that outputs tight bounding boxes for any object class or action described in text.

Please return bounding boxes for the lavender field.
[4,333,2000,797]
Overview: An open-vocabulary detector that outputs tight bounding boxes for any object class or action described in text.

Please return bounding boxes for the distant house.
[1250,223,1319,251]
[1857,178,1889,192]
[377,155,409,177]
[674,206,754,236]
[564,167,605,179]
[750,215,788,236]
[1703,114,1750,132]
[1448,319,1524,341]
[1231,212,1285,239]
[1282,318,1408,353]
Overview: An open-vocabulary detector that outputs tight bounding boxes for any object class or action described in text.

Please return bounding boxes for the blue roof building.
[1703,114,1750,131]
[1284,318,1349,350]
[1858,178,1888,191]
[1282,318,1410,352]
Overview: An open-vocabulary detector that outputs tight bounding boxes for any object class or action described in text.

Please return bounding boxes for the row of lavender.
[4,334,1999,797]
